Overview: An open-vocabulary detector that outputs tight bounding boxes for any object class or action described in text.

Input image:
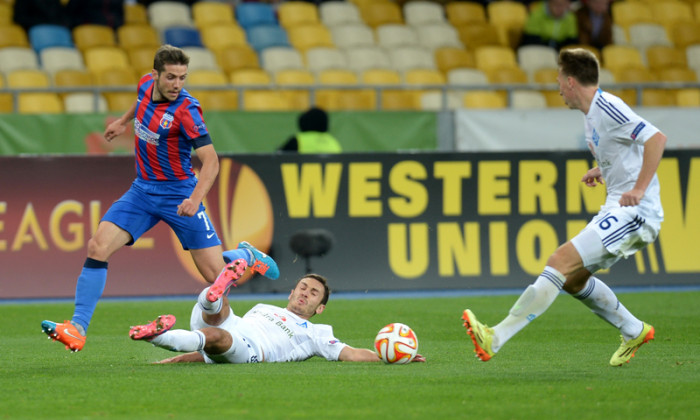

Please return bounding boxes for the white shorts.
[190,304,262,364]
[571,206,660,273]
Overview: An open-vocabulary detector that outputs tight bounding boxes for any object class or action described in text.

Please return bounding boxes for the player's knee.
[86,237,109,260]
[202,328,232,354]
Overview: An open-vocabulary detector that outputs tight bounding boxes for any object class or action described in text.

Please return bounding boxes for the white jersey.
[584,89,664,224]
[233,303,346,363]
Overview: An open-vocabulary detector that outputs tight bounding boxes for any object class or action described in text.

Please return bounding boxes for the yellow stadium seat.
[0,24,30,49]
[126,46,159,75]
[188,69,228,86]
[360,1,403,28]
[435,47,475,75]
[201,24,248,51]
[96,68,138,86]
[274,69,314,110]
[654,66,697,82]
[84,47,130,76]
[676,88,700,107]
[124,2,148,25]
[610,1,653,32]
[54,69,95,88]
[0,74,12,112]
[117,25,160,49]
[456,23,502,50]
[404,68,445,109]
[646,46,687,71]
[446,2,486,26]
[194,90,239,111]
[486,67,528,84]
[192,1,235,28]
[463,91,507,109]
[230,69,271,85]
[533,68,559,84]
[670,22,700,49]
[487,1,529,48]
[288,24,334,52]
[601,45,645,73]
[316,69,359,110]
[73,24,116,51]
[474,46,519,72]
[214,46,260,73]
[360,68,407,110]
[642,89,675,106]
[278,1,320,28]
[7,69,50,88]
[0,3,13,26]
[18,93,64,114]
[243,91,292,111]
[105,92,136,111]
[649,1,693,33]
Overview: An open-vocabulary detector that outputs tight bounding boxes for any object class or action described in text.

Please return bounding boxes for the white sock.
[573,276,643,341]
[150,329,206,352]
[492,266,564,352]
[197,287,222,315]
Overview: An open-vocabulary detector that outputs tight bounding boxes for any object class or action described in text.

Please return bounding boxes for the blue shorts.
[102,178,221,250]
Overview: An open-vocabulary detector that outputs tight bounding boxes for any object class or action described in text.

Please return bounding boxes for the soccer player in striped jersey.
[42,45,278,353]
[463,48,666,366]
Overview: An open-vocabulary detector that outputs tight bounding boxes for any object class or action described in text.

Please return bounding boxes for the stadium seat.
[404,68,446,109]
[28,24,72,53]
[181,47,219,71]
[485,67,528,85]
[376,24,419,49]
[194,90,239,111]
[63,93,108,113]
[261,47,305,72]
[403,1,446,26]
[117,25,160,49]
[0,75,12,113]
[40,47,86,77]
[305,47,347,74]
[7,69,50,88]
[164,26,204,48]
[419,91,461,110]
[278,1,320,28]
[84,47,130,76]
[0,2,12,25]
[361,1,403,28]
[319,2,363,26]
[124,2,148,25]
[654,67,697,83]
[127,46,159,75]
[445,2,486,26]
[230,68,271,85]
[200,24,248,51]
[360,68,406,110]
[456,23,502,50]
[96,68,138,86]
[601,45,645,73]
[334,90,376,110]
[447,68,490,106]
[343,46,392,73]
[434,47,475,75]
[105,92,137,111]
[54,69,95,88]
[670,22,700,49]
[148,1,194,32]
[641,89,675,107]
[73,24,116,51]
[486,1,529,48]
[0,47,39,76]
[610,1,653,33]
[646,46,687,71]
[361,68,402,85]
[187,69,228,86]
[0,25,29,49]
[186,68,231,110]
[415,23,463,51]
[242,91,292,111]
[274,69,314,110]
[511,91,547,109]
[686,45,700,72]
[246,24,291,53]
[463,91,507,109]
[474,46,519,72]
[611,24,628,45]
[675,89,700,107]
[517,45,558,81]
[235,3,277,29]
[214,46,260,73]
[316,69,360,110]
[287,24,335,52]
[192,1,235,29]
[649,1,693,33]
[330,24,375,50]
[533,67,560,85]
[388,46,436,72]
[627,24,671,53]
[18,93,64,114]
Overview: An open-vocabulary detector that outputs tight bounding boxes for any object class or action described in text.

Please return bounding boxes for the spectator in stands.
[13,0,70,31]
[279,107,342,153]
[521,0,578,51]
[575,0,613,51]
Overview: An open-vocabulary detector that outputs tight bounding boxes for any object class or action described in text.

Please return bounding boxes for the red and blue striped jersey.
[132,74,209,181]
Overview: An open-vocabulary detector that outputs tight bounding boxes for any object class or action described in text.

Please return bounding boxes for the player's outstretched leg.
[610,322,655,366]
[129,315,177,341]
[237,241,279,280]
[206,258,247,302]
[41,320,86,352]
[462,309,495,361]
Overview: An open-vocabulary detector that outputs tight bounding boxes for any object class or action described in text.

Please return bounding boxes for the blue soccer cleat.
[237,241,279,280]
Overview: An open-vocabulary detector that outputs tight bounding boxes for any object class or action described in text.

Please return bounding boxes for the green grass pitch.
[2,291,699,419]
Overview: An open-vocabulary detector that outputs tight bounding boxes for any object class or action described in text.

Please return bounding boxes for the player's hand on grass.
[412,354,426,363]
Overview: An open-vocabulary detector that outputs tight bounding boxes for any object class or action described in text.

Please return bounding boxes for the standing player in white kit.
[463,48,667,366]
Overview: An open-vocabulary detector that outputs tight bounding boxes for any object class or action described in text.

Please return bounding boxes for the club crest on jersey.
[159,112,174,129]
[592,129,600,146]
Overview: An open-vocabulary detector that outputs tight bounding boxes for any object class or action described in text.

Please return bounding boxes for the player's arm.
[177,142,220,217]
[338,345,425,363]
[104,100,137,142]
[155,351,205,364]
[619,131,667,207]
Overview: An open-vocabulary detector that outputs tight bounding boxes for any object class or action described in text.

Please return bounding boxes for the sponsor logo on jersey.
[134,120,159,145]
[160,112,174,129]
[631,122,646,140]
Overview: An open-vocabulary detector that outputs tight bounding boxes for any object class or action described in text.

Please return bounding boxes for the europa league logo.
[171,158,274,285]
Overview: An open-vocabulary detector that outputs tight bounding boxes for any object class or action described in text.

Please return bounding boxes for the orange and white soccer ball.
[374,323,419,364]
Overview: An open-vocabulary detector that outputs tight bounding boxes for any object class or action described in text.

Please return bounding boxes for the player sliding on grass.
[130,260,426,364]
[463,48,667,367]
[41,45,279,353]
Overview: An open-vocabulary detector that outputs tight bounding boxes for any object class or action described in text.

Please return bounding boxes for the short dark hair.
[300,273,330,305]
[153,44,190,74]
[558,48,599,87]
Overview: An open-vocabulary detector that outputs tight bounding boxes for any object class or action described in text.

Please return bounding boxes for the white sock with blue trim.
[150,329,206,352]
[492,266,564,352]
[197,287,222,315]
